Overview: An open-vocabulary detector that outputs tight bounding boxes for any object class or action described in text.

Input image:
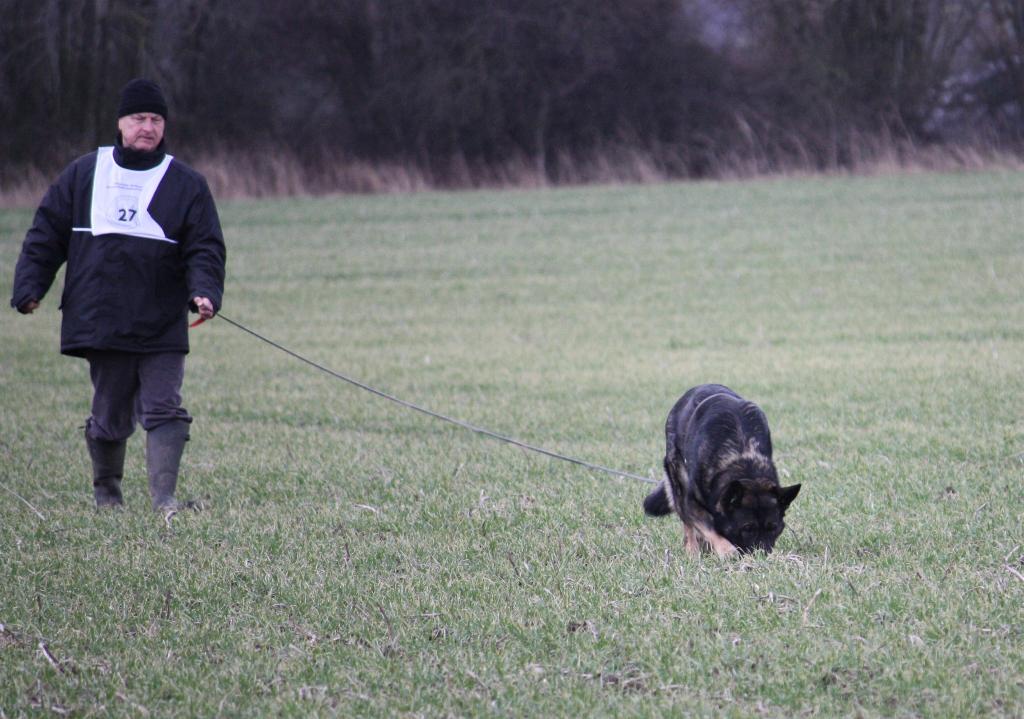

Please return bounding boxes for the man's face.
[117,112,165,152]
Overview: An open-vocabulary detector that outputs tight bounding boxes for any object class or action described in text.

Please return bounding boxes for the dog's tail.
[643,480,672,516]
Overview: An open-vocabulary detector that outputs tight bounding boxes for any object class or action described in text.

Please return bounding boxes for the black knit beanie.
[117,79,168,120]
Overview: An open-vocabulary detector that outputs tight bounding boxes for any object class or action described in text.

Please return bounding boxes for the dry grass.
[1,139,1022,208]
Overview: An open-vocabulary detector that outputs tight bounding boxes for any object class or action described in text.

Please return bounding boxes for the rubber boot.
[146,420,190,511]
[85,427,126,508]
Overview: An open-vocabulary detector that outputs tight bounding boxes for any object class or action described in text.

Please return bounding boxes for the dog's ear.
[721,480,746,512]
[776,484,801,512]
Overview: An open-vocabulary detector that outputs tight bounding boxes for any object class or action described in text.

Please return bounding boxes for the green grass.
[2,172,1023,717]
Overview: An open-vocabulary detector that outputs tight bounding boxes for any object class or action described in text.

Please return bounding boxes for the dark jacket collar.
[113,134,167,170]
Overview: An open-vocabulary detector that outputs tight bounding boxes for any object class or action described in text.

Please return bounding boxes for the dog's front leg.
[682,497,738,558]
[683,524,701,556]
[694,523,738,558]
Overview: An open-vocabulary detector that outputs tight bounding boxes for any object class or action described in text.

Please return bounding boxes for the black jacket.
[11,140,226,357]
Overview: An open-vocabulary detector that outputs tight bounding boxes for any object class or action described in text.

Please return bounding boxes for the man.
[11,78,226,511]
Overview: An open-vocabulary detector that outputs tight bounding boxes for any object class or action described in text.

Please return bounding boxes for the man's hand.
[18,300,40,314]
[192,296,215,320]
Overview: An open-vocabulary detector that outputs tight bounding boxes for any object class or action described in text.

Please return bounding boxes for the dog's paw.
[713,541,740,559]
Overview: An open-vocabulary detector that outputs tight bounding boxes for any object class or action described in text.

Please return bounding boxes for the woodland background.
[2,0,1023,195]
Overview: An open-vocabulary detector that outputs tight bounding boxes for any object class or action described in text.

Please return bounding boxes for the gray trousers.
[85,351,192,442]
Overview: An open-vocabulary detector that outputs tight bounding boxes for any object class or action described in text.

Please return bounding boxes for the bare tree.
[0,0,1017,190]
[969,0,1024,133]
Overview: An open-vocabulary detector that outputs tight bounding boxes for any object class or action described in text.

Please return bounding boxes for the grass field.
[1,172,1022,717]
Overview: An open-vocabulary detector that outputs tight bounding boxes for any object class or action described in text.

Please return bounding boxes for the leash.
[193,313,657,485]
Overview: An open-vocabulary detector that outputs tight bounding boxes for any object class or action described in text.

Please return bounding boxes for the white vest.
[73,146,176,243]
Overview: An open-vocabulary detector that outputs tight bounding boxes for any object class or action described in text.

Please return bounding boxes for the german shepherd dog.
[643,384,800,557]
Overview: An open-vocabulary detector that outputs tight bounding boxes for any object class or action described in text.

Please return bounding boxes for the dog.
[643,384,800,557]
